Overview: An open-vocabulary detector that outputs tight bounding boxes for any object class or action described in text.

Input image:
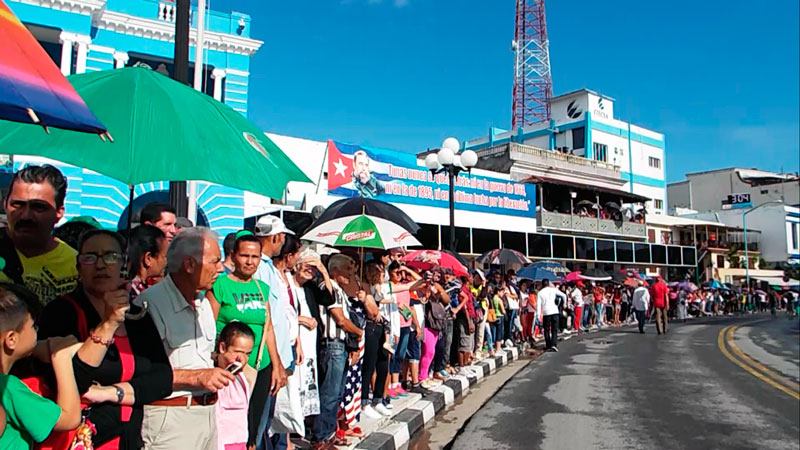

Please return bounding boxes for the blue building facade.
[7,0,262,234]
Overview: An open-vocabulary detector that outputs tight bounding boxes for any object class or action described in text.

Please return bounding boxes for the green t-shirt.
[213,275,271,370]
[0,374,62,449]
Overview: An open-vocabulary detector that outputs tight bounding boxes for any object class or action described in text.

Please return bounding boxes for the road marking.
[725,326,800,391]
[717,324,800,400]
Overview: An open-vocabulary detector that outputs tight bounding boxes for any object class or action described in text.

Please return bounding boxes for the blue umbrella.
[705,280,723,289]
[517,261,569,281]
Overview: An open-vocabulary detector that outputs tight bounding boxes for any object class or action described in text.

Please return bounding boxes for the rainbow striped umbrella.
[0,0,106,135]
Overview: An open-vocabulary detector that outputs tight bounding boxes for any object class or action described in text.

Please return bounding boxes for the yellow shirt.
[0,239,78,307]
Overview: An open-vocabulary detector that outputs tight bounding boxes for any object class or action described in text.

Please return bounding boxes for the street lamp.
[425,137,478,251]
[743,200,783,288]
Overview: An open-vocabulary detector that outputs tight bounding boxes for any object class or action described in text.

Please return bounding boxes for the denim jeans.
[483,321,494,349]
[505,309,518,342]
[595,304,604,325]
[390,326,410,374]
[543,313,559,349]
[311,339,347,443]
[491,316,504,346]
[634,309,646,333]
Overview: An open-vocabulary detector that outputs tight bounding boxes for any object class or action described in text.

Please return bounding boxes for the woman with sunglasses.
[36,229,172,450]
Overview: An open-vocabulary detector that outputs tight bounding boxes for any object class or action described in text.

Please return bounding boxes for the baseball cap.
[254,215,295,237]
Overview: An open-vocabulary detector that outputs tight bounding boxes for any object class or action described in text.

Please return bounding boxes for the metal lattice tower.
[511,0,553,128]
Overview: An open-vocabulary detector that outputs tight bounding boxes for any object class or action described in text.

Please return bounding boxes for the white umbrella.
[301,214,421,249]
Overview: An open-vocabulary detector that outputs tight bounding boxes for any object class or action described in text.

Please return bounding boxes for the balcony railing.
[538,210,646,238]
[158,2,193,23]
[508,143,621,173]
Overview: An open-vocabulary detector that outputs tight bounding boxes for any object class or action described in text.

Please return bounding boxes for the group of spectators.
[2,164,798,450]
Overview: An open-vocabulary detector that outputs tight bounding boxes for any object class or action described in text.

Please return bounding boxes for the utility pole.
[168,0,190,217]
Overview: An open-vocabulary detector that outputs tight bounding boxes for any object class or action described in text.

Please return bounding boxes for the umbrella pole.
[127,184,135,233]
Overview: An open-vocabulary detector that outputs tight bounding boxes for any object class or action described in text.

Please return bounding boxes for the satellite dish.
[311,205,325,220]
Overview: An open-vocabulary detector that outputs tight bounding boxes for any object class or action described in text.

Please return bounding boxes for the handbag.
[486,302,497,323]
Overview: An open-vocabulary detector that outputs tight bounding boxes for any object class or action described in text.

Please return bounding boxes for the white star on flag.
[333,158,347,177]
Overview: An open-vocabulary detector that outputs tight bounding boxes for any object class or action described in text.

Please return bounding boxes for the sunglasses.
[78,251,124,266]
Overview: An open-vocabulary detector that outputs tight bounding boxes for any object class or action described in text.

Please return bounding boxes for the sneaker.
[395,386,409,397]
[382,399,394,410]
[361,405,382,420]
[439,369,450,378]
[411,383,432,396]
[552,346,559,352]
[374,403,392,417]
[387,387,399,399]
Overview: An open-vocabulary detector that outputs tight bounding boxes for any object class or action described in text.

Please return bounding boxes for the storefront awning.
[522,175,650,203]
[752,276,800,288]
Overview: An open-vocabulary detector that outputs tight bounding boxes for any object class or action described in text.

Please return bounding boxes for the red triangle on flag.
[327,140,353,191]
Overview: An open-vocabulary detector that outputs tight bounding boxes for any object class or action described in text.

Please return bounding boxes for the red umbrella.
[0,0,106,135]
[402,249,469,277]
[563,271,582,283]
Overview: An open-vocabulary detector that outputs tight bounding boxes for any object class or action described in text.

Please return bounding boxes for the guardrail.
[539,210,646,238]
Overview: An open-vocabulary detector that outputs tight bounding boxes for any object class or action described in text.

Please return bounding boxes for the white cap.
[254,215,295,237]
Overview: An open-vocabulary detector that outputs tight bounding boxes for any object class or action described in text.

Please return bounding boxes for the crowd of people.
[1,164,798,450]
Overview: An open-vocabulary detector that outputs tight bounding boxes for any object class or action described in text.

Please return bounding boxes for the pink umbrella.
[402,249,469,277]
[563,271,582,283]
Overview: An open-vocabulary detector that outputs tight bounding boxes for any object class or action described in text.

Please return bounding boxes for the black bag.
[426,300,447,332]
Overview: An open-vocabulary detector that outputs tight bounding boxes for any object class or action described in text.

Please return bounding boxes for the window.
[792,222,799,250]
[760,189,768,195]
[654,199,664,209]
[593,143,608,162]
[572,127,585,149]
[648,156,661,168]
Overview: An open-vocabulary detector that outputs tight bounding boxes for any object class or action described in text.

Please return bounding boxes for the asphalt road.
[448,315,800,450]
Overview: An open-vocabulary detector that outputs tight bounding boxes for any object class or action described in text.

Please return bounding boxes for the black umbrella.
[576,200,596,208]
[610,271,628,284]
[310,197,420,234]
[580,268,612,281]
[477,248,531,265]
[605,202,621,210]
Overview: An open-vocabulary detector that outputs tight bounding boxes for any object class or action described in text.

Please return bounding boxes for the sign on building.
[721,193,752,210]
[326,140,536,218]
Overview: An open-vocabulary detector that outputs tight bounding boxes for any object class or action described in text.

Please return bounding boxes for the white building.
[463,89,667,214]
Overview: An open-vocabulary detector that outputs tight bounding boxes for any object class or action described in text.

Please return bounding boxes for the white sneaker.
[362,405,382,420]
[374,403,392,417]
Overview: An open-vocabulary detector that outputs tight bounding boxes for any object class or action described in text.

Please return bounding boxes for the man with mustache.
[0,165,78,306]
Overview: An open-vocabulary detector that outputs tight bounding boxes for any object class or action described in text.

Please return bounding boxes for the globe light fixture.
[426,137,480,252]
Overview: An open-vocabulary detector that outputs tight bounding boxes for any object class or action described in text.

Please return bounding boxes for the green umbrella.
[0,67,310,199]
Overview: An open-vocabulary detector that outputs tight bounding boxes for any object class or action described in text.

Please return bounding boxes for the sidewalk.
[346,346,520,450]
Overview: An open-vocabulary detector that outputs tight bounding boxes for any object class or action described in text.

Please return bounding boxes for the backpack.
[425,300,447,332]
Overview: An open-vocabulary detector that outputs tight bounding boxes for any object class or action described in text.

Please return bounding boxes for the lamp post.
[743,200,783,288]
[424,138,478,251]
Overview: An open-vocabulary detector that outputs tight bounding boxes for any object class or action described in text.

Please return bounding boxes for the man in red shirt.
[455,282,477,376]
[649,275,669,334]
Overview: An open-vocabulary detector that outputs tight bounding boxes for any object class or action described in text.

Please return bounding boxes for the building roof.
[681,167,798,181]
[521,175,649,203]
[548,88,615,104]
[646,214,728,228]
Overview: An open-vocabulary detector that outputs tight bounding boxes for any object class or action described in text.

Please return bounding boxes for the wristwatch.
[114,385,124,403]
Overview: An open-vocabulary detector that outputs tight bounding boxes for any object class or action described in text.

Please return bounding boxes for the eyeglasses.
[78,252,124,266]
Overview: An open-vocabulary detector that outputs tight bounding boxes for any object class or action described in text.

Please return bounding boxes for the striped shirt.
[319,280,349,341]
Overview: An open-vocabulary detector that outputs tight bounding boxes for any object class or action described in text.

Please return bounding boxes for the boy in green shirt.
[0,285,82,449]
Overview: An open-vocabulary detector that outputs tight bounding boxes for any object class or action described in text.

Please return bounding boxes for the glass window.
[667,246,682,265]
[439,226,471,254]
[572,127,585,149]
[654,199,664,209]
[792,223,799,250]
[552,235,574,259]
[648,156,661,168]
[575,237,595,260]
[501,231,526,254]
[682,247,696,266]
[472,229,499,254]
[634,243,651,263]
[651,245,667,264]
[596,239,615,261]
[416,223,440,250]
[528,233,552,258]
[616,241,634,262]
[593,143,608,162]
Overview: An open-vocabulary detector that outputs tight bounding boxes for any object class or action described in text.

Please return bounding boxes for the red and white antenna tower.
[511,0,553,128]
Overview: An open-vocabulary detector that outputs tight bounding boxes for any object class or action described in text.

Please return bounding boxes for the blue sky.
[217,0,799,182]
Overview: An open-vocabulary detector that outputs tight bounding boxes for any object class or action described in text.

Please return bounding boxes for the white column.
[113,51,129,69]
[192,0,207,91]
[58,32,74,75]
[210,68,226,101]
[74,40,89,74]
